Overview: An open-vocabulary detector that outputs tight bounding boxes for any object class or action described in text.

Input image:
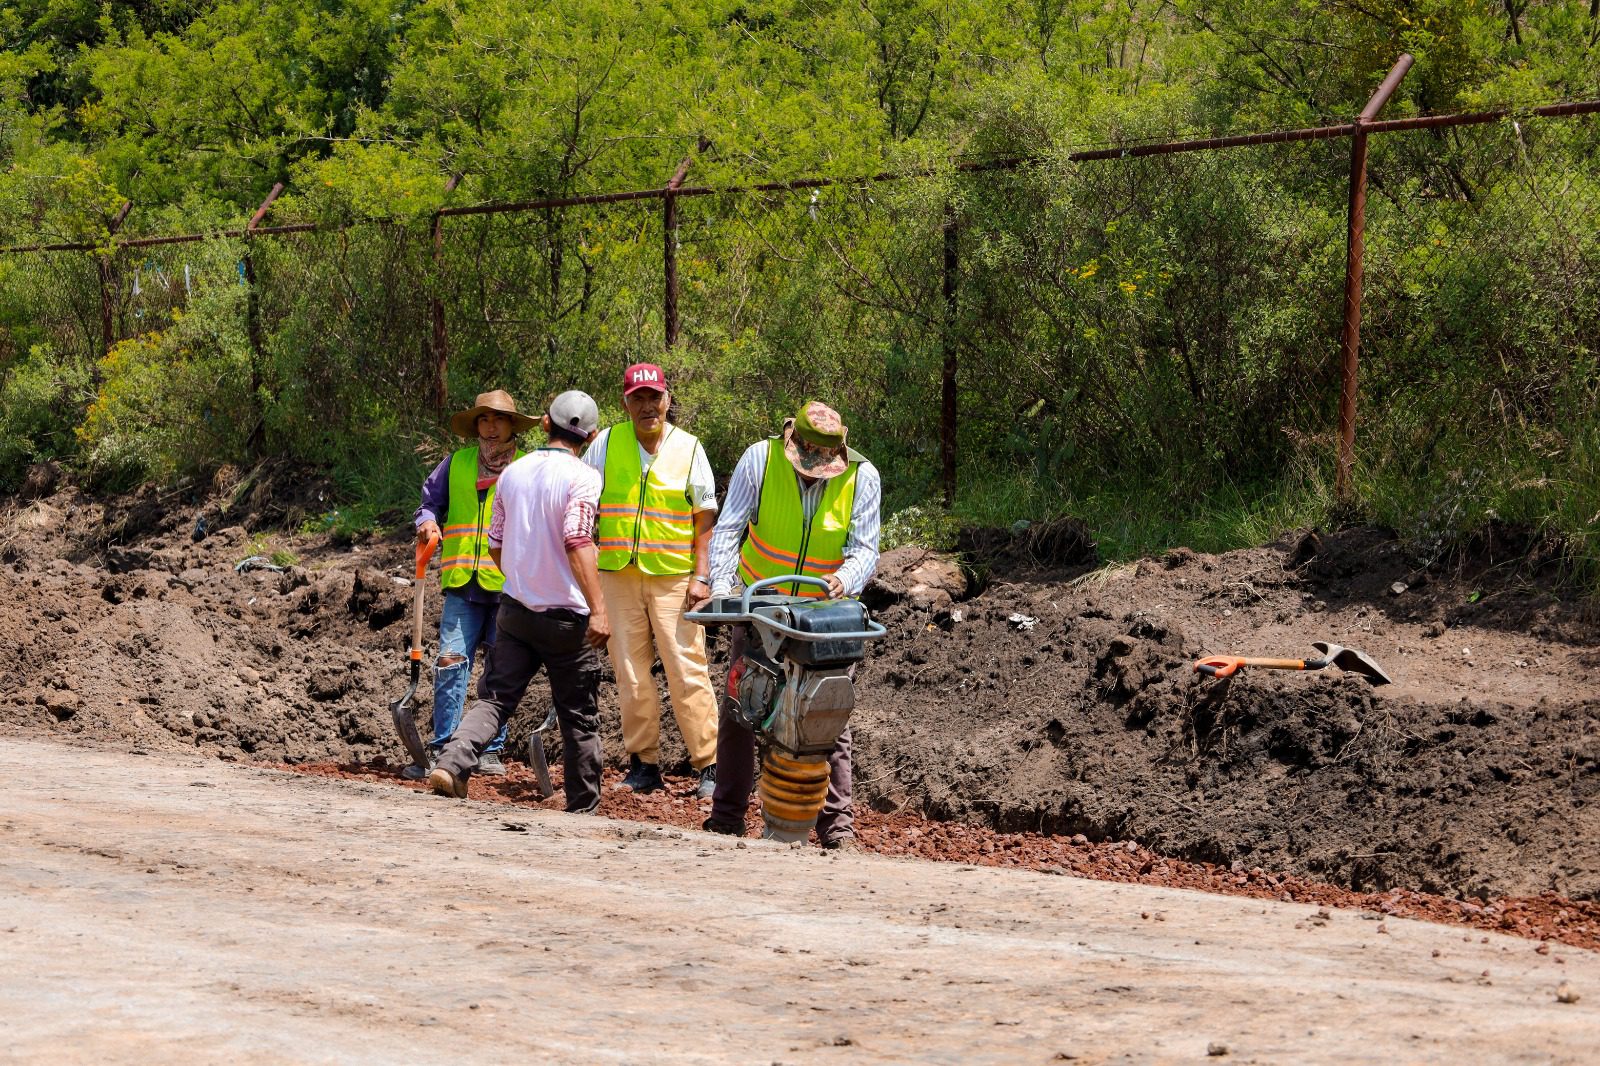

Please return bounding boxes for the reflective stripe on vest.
[440,446,522,592]
[595,423,699,575]
[737,438,858,598]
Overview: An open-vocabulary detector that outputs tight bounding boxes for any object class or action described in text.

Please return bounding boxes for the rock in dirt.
[865,547,967,611]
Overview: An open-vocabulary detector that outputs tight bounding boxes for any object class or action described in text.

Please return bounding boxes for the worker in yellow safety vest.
[585,363,721,798]
[701,401,882,849]
[407,389,531,780]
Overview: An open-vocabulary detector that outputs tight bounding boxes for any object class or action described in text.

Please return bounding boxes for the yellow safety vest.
[737,438,859,598]
[440,446,522,592]
[596,423,700,575]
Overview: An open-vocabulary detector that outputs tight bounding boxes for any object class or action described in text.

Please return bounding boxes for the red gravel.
[292,757,1600,955]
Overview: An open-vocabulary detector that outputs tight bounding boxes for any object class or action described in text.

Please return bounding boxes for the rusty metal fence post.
[1335,54,1414,502]
[242,182,283,455]
[941,202,959,508]
[96,201,132,363]
[431,174,462,416]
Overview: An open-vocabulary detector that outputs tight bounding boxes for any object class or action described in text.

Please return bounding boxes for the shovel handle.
[409,530,438,661]
[1194,656,1311,677]
[414,527,440,580]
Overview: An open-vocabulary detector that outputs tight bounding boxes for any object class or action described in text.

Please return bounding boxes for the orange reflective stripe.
[745,527,799,567]
[738,557,828,596]
[638,505,692,521]
[598,504,689,522]
[441,524,478,537]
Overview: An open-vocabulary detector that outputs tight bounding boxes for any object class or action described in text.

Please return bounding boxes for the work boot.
[822,835,861,853]
[476,750,507,776]
[427,766,468,799]
[694,763,717,800]
[620,753,663,794]
[400,748,439,781]
[702,815,746,837]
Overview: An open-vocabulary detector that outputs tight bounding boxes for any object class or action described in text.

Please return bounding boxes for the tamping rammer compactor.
[687,575,888,841]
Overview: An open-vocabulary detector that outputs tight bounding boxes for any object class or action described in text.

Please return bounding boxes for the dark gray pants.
[708,625,854,844]
[437,598,603,814]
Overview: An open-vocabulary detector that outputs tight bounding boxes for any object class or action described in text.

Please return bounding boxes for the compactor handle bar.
[684,575,889,642]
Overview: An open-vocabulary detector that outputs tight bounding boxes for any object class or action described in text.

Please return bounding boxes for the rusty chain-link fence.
[1,69,1596,541]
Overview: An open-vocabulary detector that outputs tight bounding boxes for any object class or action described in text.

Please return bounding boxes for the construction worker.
[586,363,720,798]
[700,401,881,850]
[428,391,611,811]
[406,389,531,780]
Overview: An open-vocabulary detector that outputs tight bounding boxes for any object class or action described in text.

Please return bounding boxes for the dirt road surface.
[2,735,1593,1064]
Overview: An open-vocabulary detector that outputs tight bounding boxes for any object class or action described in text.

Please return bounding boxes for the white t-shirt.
[583,425,718,512]
[488,448,603,613]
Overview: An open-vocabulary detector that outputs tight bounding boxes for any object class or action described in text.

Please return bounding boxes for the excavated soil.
[3,468,1598,948]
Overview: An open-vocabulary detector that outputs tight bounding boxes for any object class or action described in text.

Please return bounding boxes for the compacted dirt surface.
[5,734,1597,1064]
[2,467,1598,954]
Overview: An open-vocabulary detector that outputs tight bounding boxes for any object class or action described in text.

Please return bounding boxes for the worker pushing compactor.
[695,401,883,850]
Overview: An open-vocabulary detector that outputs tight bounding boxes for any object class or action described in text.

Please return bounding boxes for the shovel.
[525,707,557,800]
[389,528,440,769]
[1193,640,1392,686]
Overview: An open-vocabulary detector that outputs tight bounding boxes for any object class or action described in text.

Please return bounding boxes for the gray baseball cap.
[546,390,599,436]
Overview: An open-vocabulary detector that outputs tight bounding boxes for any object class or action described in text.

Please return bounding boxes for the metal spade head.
[389,692,429,768]
[525,707,557,800]
[1311,641,1393,686]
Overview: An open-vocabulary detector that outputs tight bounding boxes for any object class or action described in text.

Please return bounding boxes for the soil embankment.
[2,472,1597,922]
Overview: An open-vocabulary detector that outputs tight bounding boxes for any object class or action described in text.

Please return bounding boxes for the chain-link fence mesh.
[1360,113,1600,561]
[0,247,100,368]
[439,200,663,424]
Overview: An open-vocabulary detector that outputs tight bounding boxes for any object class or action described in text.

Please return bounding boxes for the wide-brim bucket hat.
[781,400,849,479]
[449,390,539,437]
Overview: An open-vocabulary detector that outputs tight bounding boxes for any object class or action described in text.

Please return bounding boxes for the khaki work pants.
[598,565,719,769]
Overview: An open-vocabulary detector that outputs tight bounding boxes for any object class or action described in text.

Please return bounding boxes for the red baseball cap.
[623,363,667,395]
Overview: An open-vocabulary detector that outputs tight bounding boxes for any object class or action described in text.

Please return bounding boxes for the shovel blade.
[389,685,430,769]
[1311,641,1393,686]
[526,707,557,800]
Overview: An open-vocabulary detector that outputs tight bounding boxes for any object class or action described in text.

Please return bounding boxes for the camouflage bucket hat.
[781,400,849,479]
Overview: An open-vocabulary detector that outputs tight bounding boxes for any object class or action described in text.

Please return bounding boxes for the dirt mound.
[852,530,1600,900]
[2,477,1598,903]
[0,474,577,766]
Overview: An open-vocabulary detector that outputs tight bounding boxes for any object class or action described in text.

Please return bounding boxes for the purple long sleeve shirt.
[415,454,500,605]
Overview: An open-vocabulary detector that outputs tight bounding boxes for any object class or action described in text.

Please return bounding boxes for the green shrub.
[881,504,960,552]
[76,279,254,489]
[0,346,91,490]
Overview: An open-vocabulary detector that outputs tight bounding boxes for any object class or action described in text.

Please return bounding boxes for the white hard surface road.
[0,734,1594,1064]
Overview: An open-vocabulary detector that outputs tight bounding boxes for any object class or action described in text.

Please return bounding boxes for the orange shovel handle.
[406,529,442,662]
[1196,653,1305,675]
[1194,656,1309,677]
[414,528,441,580]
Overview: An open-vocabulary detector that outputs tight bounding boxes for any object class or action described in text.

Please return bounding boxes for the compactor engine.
[688,576,887,841]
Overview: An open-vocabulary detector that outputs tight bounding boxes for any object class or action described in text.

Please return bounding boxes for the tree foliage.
[0,0,1597,574]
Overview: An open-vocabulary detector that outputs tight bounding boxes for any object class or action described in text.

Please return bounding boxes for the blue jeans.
[431,590,508,754]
